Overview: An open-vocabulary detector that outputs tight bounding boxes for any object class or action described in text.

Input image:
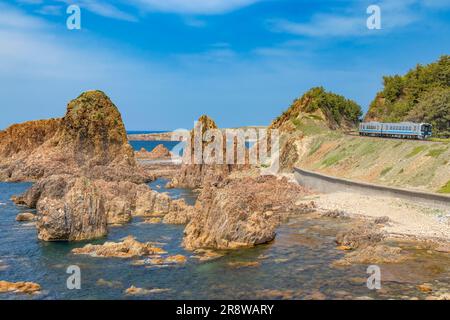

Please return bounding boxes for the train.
[359,122,433,140]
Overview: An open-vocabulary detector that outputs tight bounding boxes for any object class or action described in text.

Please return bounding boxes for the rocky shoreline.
[1,90,449,299]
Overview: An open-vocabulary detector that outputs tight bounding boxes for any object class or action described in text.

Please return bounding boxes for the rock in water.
[16,212,36,222]
[183,175,313,250]
[169,115,250,189]
[5,91,192,241]
[0,281,41,294]
[36,177,108,241]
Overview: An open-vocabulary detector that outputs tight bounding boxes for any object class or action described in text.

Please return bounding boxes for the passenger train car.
[359,122,432,140]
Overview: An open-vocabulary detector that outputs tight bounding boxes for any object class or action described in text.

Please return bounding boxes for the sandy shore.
[299,191,450,243]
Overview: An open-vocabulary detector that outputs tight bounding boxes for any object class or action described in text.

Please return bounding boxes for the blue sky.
[0,0,449,130]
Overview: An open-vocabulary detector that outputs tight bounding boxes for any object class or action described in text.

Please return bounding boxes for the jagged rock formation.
[11,172,192,241]
[169,115,249,189]
[365,55,450,138]
[270,87,362,133]
[182,175,314,250]
[5,91,191,241]
[0,91,147,183]
[135,144,172,160]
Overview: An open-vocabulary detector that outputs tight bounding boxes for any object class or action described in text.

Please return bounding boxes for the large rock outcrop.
[169,115,249,189]
[12,173,192,241]
[6,91,191,241]
[182,175,314,250]
[0,90,146,183]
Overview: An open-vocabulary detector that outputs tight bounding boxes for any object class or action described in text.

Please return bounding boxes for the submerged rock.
[227,261,260,268]
[333,245,408,266]
[0,281,41,294]
[335,223,386,250]
[125,286,171,296]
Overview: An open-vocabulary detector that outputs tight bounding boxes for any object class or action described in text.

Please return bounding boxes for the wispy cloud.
[36,5,63,16]
[53,0,138,22]
[267,0,429,37]
[130,0,261,15]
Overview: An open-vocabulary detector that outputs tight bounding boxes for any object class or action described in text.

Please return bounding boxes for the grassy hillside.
[270,87,362,133]
[365,55,450,138]
[286,132,450,193]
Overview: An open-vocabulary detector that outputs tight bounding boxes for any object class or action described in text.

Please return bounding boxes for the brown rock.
[135,144,172,160]
[72,236,167,258]
[336,223,385,250]
[125,286,170,296]
[165,255,187,264]
[144,218,162,224]
[417,284,433,293]
[333,245,408,267]
[183,175,312,250]
[16,212,36,222]
[0,91,147,183]
[3,91,165,241]
[0,281,41,294]
[36,177,108,241]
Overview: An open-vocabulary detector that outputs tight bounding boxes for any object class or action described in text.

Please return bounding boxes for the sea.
[0,136,448,299]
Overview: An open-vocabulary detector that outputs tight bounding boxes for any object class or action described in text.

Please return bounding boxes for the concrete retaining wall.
[294,167,450,210]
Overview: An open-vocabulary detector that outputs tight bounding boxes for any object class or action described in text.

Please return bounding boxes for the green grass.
[438,180,450,194]
[380,166,393,176]
[357,141,379,156]
[308,140,323,156]
[406,146,427,158]
[322,152,347,167]
[430,138,450,143]
[426,148,447,158]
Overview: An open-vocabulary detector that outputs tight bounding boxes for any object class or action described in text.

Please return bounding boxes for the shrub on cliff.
[365,55,450,137]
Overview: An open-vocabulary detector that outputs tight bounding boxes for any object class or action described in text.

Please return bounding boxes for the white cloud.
[55,0,138,22]
[130,0,261,15]
[0,2,48,29]
[36,5,63,16]
[267,0,427,37]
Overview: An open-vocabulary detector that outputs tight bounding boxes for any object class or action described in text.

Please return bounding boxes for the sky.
[0,0,449,130]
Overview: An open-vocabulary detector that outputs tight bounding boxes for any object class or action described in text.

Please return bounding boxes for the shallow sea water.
[0,180,449,300]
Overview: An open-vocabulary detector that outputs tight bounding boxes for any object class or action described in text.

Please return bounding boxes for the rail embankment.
[294,167,450,210]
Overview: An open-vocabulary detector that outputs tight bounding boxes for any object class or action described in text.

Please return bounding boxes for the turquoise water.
[0,180,449,300]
